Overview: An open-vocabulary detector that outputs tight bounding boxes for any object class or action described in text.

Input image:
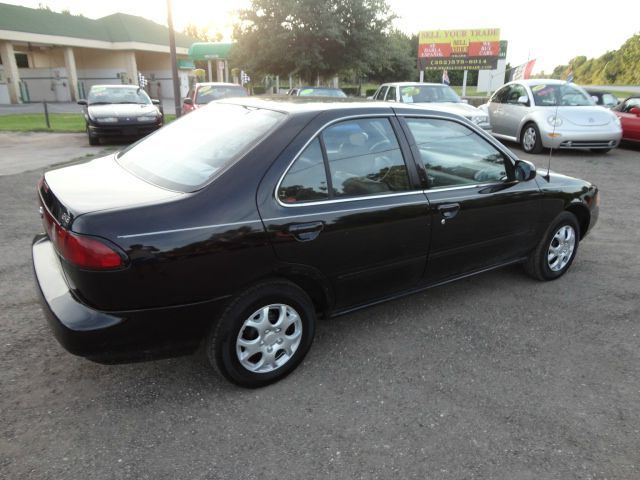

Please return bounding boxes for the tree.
[367,30,416,83]
[183,22,223,42]
[231,0,395,82]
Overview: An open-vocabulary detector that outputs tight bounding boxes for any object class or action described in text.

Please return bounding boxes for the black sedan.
[32,97,599,387]
[78,84,163,145]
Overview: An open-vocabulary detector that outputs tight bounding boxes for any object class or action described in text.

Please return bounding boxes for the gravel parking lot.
[1,132,639,479]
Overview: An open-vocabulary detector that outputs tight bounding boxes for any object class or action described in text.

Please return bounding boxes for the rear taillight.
[41,203,124,270]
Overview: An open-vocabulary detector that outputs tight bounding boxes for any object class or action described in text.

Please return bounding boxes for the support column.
[124,51,138,84]
[0,41,21,103]
[216,60,224,82]
[63,47,79,101]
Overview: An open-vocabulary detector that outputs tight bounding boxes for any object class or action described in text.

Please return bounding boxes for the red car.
[612,97,640,143]
[182,82,248,114]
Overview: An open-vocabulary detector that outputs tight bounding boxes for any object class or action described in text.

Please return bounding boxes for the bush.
[252,86,266,95]
[341,87,360,96]
[365,88,378,97]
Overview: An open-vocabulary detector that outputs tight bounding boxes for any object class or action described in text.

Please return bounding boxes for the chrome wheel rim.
[547,225,576,272]
[523,127,537,152]
[236,304,302,373]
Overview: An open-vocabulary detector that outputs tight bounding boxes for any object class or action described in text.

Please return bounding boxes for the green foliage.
[548,33,640,85]
[365,88,377,96]
[341,87,359,96]
[366,30,417,83]
[252,86,267,95]
[231,0,395,81]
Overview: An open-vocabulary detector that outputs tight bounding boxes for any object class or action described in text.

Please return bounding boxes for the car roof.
[195,82,244,88]
[511,79,567,87]
[89,84,141,90]
[217,95,472,119]
[380,82,446,87]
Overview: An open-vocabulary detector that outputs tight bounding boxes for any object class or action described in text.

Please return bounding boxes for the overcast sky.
[4,0,639,74]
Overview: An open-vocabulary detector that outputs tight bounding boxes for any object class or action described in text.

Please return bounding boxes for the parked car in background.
[585,89,620,108]
[182,82,248,114]
[78,85,163,146]
[371,82,491,131]
[612,97,640,143]
[287,87,347,97]
[485,79,622,153]
[33,97,599,388]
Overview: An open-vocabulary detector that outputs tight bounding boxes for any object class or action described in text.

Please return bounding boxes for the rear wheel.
[525,212,580,281]
[521,123,543,154]
[207,280,316,388]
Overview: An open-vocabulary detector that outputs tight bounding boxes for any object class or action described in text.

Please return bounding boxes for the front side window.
[278,139,328,203]
[386,86,397,102]
[374,86,388,100]
[405,118,509,188]
[506,84,528,104]
[491,85,510,104]
[323,119,410,198]
[118,103,285,191]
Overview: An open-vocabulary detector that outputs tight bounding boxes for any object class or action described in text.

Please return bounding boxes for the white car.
[371,82,491,132]
[485,79,622,154]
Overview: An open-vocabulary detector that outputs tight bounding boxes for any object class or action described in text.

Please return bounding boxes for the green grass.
[0,113,176,132]
[0,113,85,132]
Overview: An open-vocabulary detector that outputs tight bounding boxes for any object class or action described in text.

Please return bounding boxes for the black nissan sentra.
[32,97,599,387]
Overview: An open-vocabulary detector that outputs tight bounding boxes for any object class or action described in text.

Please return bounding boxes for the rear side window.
[405,118,508,188]
[118,103,284,192]
[278,139,328,203]
[323,118,410,198]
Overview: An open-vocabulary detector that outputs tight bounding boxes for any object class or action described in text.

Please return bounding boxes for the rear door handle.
[438,203,460,219]
[287,221,324,242]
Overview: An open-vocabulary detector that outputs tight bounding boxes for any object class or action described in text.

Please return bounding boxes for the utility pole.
[167,0,181,118]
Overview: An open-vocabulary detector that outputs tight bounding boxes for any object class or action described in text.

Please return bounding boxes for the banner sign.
[418,28,501,70]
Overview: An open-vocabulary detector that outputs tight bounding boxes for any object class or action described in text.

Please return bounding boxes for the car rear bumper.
[32,235,228,363]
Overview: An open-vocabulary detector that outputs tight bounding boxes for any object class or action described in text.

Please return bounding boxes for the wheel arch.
[565,203,591,240]
[270,265,334,317]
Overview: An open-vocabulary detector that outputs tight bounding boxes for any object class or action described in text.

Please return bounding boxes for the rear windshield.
[298,88,347,97]
[117,103,285,192]
[195,85,248,104]
[400,85,461,104]
[88,86,151,105]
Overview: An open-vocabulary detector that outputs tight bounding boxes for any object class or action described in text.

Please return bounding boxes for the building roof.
[0,2,197,48]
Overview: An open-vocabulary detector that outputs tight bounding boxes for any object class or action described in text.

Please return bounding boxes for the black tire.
[207,280,316,388]
[524,211,580,281]
[87,127,99,146]
[521,123,543,154]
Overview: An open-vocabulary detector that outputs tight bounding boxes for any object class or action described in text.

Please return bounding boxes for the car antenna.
[545,86,562,182]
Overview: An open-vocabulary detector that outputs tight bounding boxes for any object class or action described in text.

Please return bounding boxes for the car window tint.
[278,138,329,203]
[602,93,618,107]
[386,86,397,102]
[322,118,410,198]
[405,118,508,188]
[375,86,388,100]
[118,104,284,192]
[506,85,527,104]
[492,85,510,104]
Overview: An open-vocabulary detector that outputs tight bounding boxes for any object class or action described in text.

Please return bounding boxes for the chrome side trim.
[278,190,426,208]
[263,199,429,223]
[117,220,264,239]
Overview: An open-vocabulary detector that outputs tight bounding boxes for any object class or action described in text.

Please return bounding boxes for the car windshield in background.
[117,103,284,192]
[298,88,347,97]
[88,87,151,105]
[400,85,461,104]
[195,85,248,104]
[531,84,594,107]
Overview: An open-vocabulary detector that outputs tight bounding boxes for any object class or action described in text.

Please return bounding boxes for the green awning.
[177,59,196,69]
[188,42,234,60]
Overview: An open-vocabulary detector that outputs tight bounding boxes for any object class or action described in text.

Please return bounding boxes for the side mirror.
[517,95,529,105]
[77,99,87,105]
[183,98,193,105]
[151,98,160,105]
[629,107,640,116]
[514,159,536,182]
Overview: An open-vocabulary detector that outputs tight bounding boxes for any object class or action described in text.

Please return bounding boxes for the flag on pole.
[241,70,251,85]
[510,59,536,81]
[442,69,450,85]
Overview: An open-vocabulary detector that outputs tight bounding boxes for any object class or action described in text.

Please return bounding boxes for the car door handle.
[286,221,324,242]
[438,203,460,219]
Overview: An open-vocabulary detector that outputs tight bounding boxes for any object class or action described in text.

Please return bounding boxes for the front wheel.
[521,123,543,154]
[87,126,99,146]
[525,212,580,281]
[207,280,316,388]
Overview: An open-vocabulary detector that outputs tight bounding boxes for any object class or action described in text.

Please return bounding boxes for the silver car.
[486,79,622,154]
[372,82,491,131]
